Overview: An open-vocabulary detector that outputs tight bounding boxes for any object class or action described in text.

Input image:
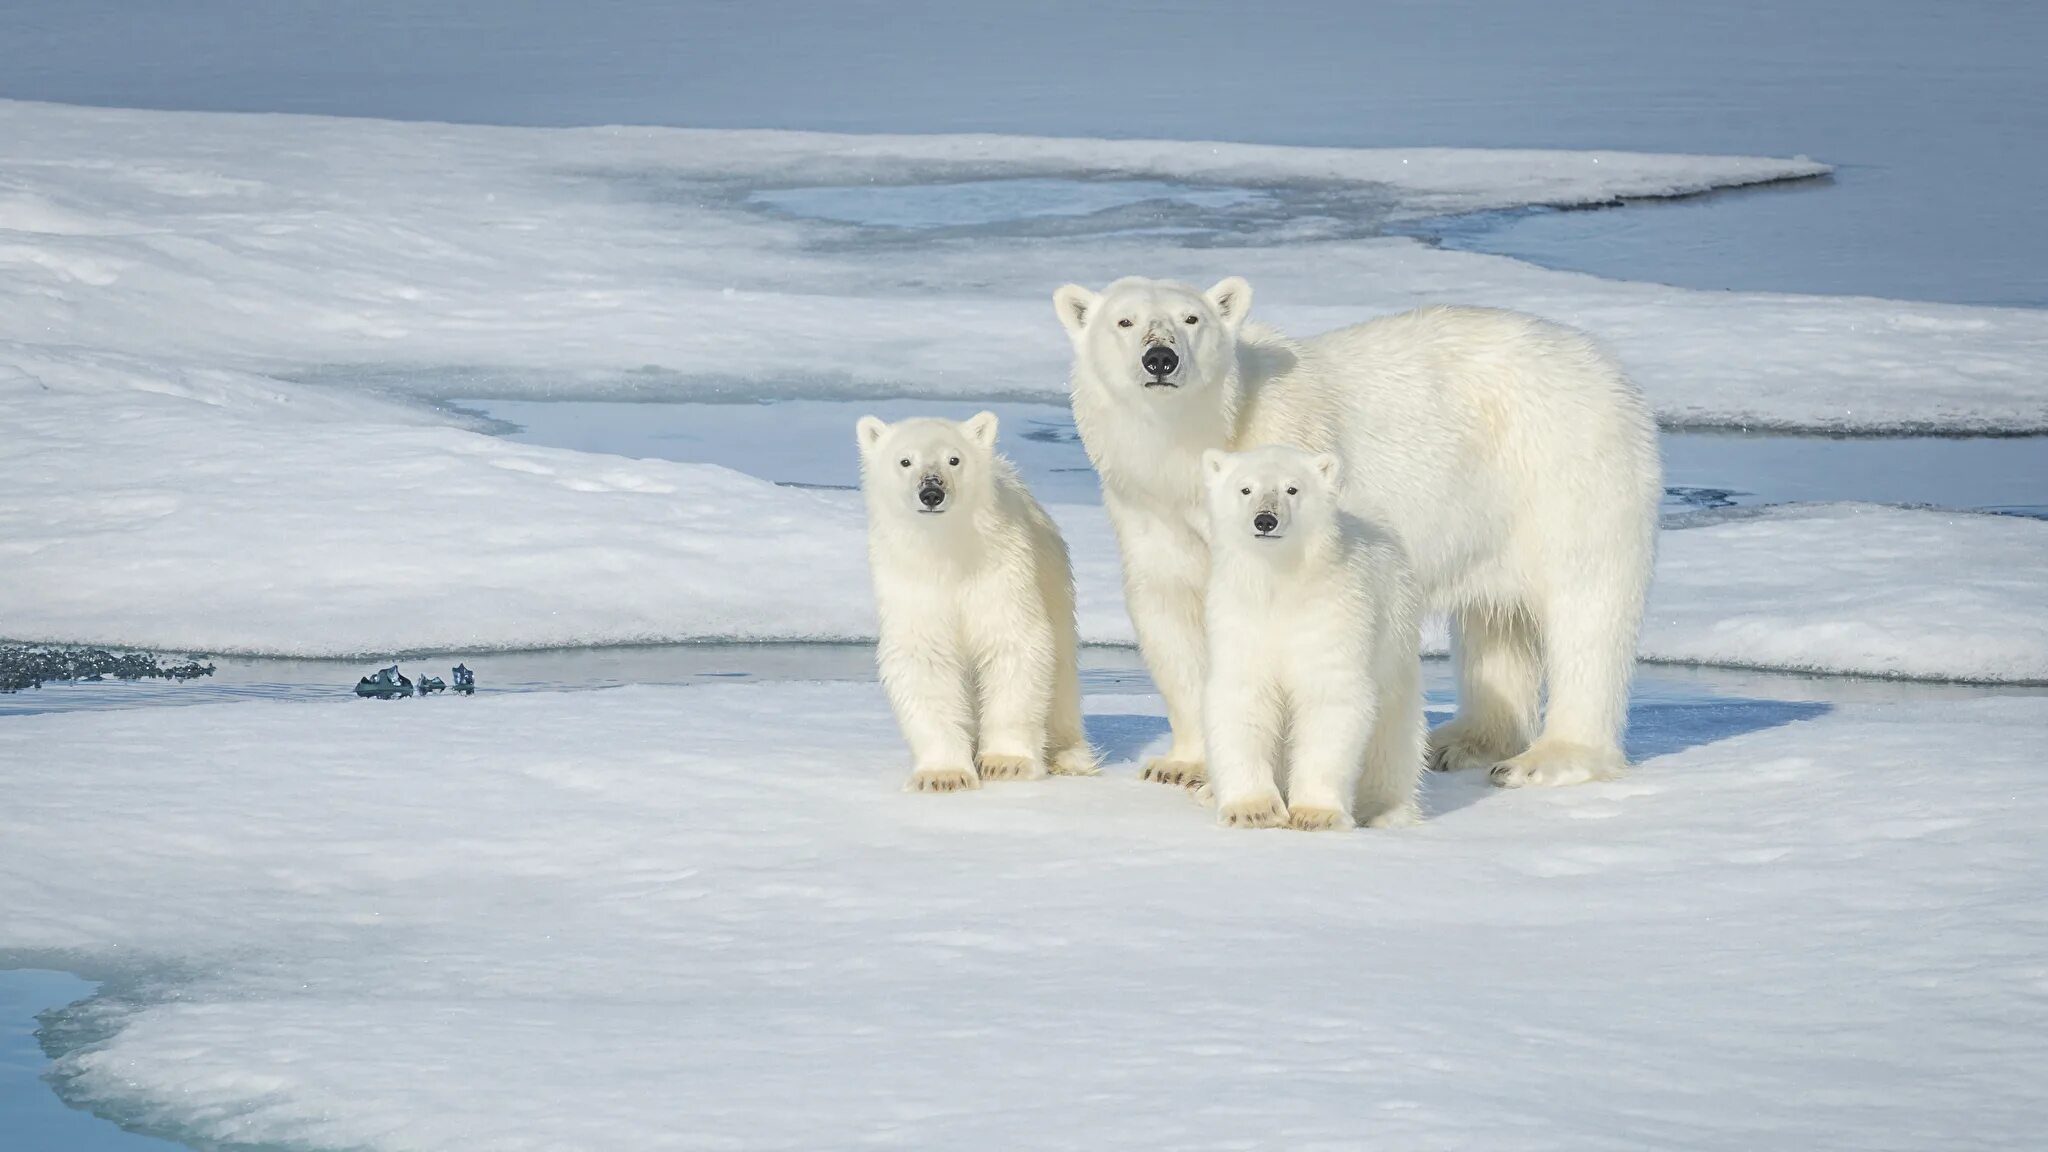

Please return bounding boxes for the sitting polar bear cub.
[857,412,1097,792]
[1200,446,1423,830]
[1056,276,1660,790]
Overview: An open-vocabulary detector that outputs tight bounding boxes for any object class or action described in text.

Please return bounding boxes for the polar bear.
[856,412,1097,791]
[1200,446,1423,830]
[1055,277,1660,788]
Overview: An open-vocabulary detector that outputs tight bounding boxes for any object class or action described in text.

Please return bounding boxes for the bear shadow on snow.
[1085,697,1832,819]
[1622,698,1832,762]
[1419,696,1835,817]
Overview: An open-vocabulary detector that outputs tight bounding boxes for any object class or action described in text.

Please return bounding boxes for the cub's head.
[1052,275,1251,404]
[1201,445,1342,556]
[855,412,1000,520]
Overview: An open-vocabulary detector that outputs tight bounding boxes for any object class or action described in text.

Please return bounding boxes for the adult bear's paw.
[1426,720,1519,774]
[1489,740,1623,788]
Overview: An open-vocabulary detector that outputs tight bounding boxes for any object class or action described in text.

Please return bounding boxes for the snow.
[3,680,2044,1149]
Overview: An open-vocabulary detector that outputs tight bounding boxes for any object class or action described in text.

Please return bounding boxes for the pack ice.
[0,101,2043,674]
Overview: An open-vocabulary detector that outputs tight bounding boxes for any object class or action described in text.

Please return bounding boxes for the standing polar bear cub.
[857,412,1097,792]
[1057,276,1660,789]
[1201,446,1423,830]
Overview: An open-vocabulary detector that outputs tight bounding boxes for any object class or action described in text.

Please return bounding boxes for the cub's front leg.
[967,582,1055,783]
[876,619,979,793]
[1203,635,1286,828]
[1283,684,1375,832]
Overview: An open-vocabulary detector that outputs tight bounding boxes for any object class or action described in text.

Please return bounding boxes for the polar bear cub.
[1200,446,1424,830]
[857,412,1097,792]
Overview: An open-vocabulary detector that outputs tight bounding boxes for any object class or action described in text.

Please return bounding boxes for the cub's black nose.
[919,484,946,509]
[1253,511,1279,534]
[1141,345,1179,378]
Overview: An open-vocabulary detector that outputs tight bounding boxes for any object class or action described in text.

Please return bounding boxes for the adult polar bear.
[1055,277,1661,787]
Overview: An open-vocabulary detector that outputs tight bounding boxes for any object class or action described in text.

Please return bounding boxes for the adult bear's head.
[1052,276,1250,406]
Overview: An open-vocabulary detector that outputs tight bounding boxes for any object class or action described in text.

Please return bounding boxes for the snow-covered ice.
[1,99,2042,433]
[1646,504,2048,683]
[3,680,2044,1149]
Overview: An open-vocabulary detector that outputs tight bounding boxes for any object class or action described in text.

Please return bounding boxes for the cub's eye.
[1239,487,1251,496]
[1184,315,1199,325]
[899,458,912,468]
[1286,487,1298,495]
[947,456,960,466]
[1117,318,1134,328]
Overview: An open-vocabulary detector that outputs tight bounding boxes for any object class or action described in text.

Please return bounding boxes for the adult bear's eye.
[947,456,959,466]
[1117,318,1134,328]
[1184,315,1198,325]
[1286,486,1298,495]
[899,458,912,468]
[1240,487,1251,495]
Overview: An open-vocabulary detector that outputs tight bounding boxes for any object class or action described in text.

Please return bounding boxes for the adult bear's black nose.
[919,483,946,509]
[1253,511,1279,534]
[1141,345,1179,378]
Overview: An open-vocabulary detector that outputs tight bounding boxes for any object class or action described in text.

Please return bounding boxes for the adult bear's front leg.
[1116,526,1210,787]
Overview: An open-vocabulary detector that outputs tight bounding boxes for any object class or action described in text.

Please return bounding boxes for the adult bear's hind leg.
[1427,602,1539,773]
[1491,565,1641,789]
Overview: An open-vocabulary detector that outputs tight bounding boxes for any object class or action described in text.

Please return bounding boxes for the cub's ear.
[856,415,888,450]
[964,410,999,448]
[1201,448,1230,478]
[1205,276,1252,328]
[1310,452,1342,489]
[1053,283,1100,336]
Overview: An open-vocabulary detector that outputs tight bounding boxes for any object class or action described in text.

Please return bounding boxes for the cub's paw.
[1489,741,1624,789]
[1287,805,1354,832]
[1141,757,1208,788]
[907,766,981,793]
[1217,792,1289,829]
[1048,746,1101,777]
[1426,721,1517,774]
[976,753,1046,782]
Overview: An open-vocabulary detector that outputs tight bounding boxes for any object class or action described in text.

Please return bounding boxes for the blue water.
[1,0,2042,306]
[0,971,182,1151]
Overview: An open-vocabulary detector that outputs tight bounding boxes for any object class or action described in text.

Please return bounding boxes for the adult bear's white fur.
[1200,446,1423,830]
[1056,276,1660,788]
[857,412,1097,792]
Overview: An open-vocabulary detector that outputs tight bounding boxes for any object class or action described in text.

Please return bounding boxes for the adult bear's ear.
[964,410,999,448]
[1053,284,1099,336]
[1201,448,1230,478]
[1205,276,1252,328]
[856,416,888,450]
[1311,452,1342,489]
